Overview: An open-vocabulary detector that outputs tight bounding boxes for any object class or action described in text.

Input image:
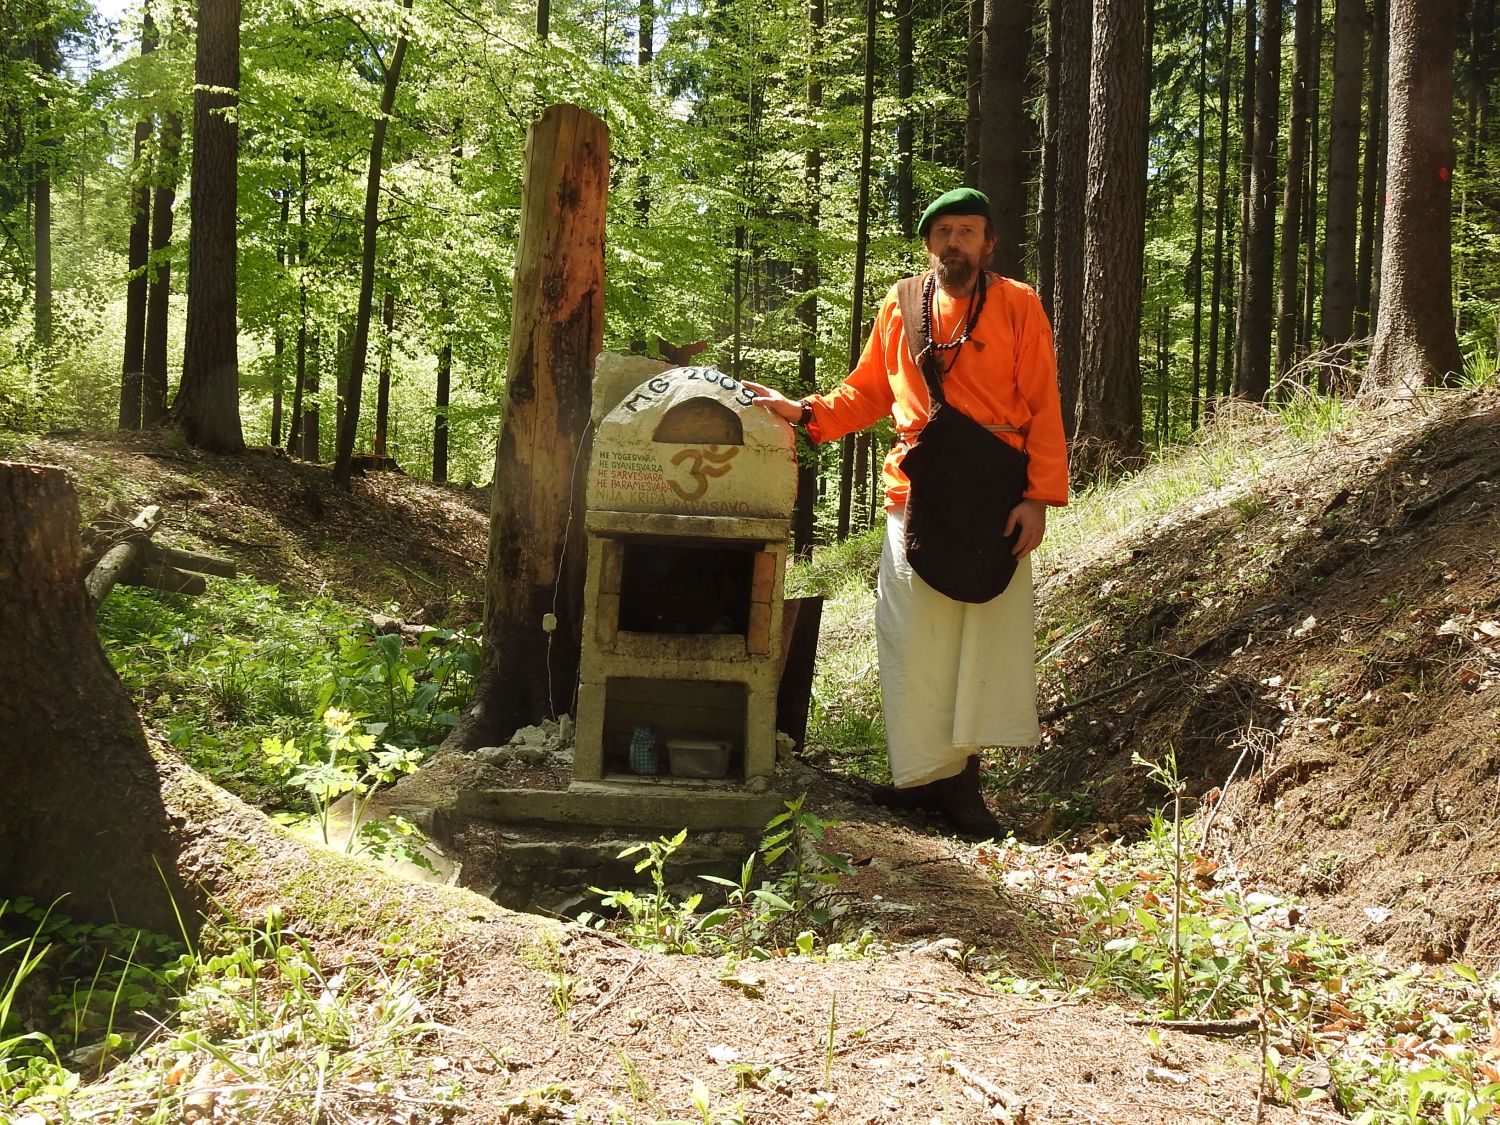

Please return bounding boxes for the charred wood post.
[448,104,608,750]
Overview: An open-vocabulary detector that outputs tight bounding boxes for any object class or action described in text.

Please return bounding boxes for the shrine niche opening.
[652,397,744,445]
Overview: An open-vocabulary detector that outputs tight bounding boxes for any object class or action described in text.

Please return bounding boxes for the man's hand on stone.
[742,380,803,424]
[1005,498,1047,558]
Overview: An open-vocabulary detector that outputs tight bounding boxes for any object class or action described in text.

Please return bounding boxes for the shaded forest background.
[1,0,1495,538]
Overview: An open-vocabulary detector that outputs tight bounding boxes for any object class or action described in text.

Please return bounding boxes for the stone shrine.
[574,366,798,788]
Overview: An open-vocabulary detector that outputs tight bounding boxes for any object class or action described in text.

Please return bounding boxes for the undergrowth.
[581,797,877,964]
[0,900,459,1123]
[973,757,1500,1124]
[96,578,480,813]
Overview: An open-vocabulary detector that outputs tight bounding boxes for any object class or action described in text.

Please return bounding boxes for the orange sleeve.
[1016,290,1069,506]
[803,292,898,444]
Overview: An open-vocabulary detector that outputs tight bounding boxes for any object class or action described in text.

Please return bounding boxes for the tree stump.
[450,104,608,750]
[0,463,195,936]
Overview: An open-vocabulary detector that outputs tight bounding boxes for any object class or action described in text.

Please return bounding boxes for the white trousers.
[877,508,1040,787]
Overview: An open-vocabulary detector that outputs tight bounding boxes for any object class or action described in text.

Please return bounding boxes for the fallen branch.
[940,1057,1027,1123]
[1125,1015,1261,1036]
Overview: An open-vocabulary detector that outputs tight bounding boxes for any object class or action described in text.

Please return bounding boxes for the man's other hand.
[1005,498,1047,558]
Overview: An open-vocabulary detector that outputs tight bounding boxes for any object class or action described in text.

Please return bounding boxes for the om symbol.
[667,446,740,501]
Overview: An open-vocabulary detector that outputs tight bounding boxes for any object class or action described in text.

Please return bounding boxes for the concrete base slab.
[455,779,787,831]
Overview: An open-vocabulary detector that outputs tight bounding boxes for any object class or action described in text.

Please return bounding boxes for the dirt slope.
[17,429,490,613]
[1029,385,1500,962]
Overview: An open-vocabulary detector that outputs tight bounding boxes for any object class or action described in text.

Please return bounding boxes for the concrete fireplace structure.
[573,366,798,788]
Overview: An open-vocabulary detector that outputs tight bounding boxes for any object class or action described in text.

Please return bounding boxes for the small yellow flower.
[322,707,353,731]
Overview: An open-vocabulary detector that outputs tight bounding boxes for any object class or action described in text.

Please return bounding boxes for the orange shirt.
[805,272,1069,510]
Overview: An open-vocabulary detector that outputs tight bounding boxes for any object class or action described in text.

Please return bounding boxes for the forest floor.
[7,382,1500,1124]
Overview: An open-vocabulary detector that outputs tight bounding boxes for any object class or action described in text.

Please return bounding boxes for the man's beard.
[932,252,978,291]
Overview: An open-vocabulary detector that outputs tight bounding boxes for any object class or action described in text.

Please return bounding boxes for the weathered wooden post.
[0,463,194,935]
[450,104,609,750]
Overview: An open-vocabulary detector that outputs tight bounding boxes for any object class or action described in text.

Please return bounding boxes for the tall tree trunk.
[333,0,412,487]
[1075,0,1148,473]
[1051,0,1091,437]
[897,0,914,237]
[1356,0,1388,338]
[839,0,878,541]
[0,463,195,937]
[1277,0,1313,382]
[143,108,181,426]
[1300,9,1321,355]
[1321,0,1364,388]
[965,0,984,183]
[288,151,309,455]
[120,9,156,432]
[1190,0,1210,428]
[173,0,244,453]
[1235,0,1281,400]
[977,0,1032,278]
[448,104,607,751]
[793,0,825,555]
[1206,0,1234,419]
[433,338,451,483]
[271,191,290,447]
[1365,0,1462,390]
[373,286,394,459]
[301,340,321,462]
[32,30,55,355]
[1233,0,1256,394]
[1039,0,1061,316]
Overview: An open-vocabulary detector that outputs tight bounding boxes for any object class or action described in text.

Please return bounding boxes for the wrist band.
[796,399,814,427]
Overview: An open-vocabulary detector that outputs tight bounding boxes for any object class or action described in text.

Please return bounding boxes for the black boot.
[935,756,1002,840]
[866,776,946,812]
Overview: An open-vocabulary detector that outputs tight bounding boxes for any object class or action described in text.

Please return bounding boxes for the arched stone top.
[588,367,796,519]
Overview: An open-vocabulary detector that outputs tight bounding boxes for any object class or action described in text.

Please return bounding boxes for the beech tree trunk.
[120,98,153,426]
[1074,0,1147,474]
[897,0,914,237]
[1206,0,1234,418]
[0,463,195,936]
[333,0,412,487]
[977,0,1032,278]
[433,339,452,483]
[143,109,181,427]
[1276,0,1313,381]
[448,105,607,750]
[373,286,395,459]
[965,0,984,182]
[838,0,878,542]
[1235,0,1280,400]
[1356,0,1388,339]
[1365,0,1463,391]
[1321,0,1364,386]
[1189,0,1210,427]
[173,0,243,453]
[1051,0,1091,437]
[793,0,825,555]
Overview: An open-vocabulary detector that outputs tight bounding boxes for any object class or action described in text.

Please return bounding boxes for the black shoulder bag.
[895,272,1030,604]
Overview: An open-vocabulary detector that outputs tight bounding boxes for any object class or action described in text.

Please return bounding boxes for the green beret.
[917,187,992,237]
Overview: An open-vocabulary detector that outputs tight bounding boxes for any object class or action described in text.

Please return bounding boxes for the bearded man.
[745,187,1069,838]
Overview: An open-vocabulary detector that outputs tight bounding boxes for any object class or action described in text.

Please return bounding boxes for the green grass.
[0,900,460,1123]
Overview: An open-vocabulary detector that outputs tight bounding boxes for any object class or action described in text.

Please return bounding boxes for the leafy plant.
[584,798,862,962]
[262,708,431,867]
[586,830,705,955]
